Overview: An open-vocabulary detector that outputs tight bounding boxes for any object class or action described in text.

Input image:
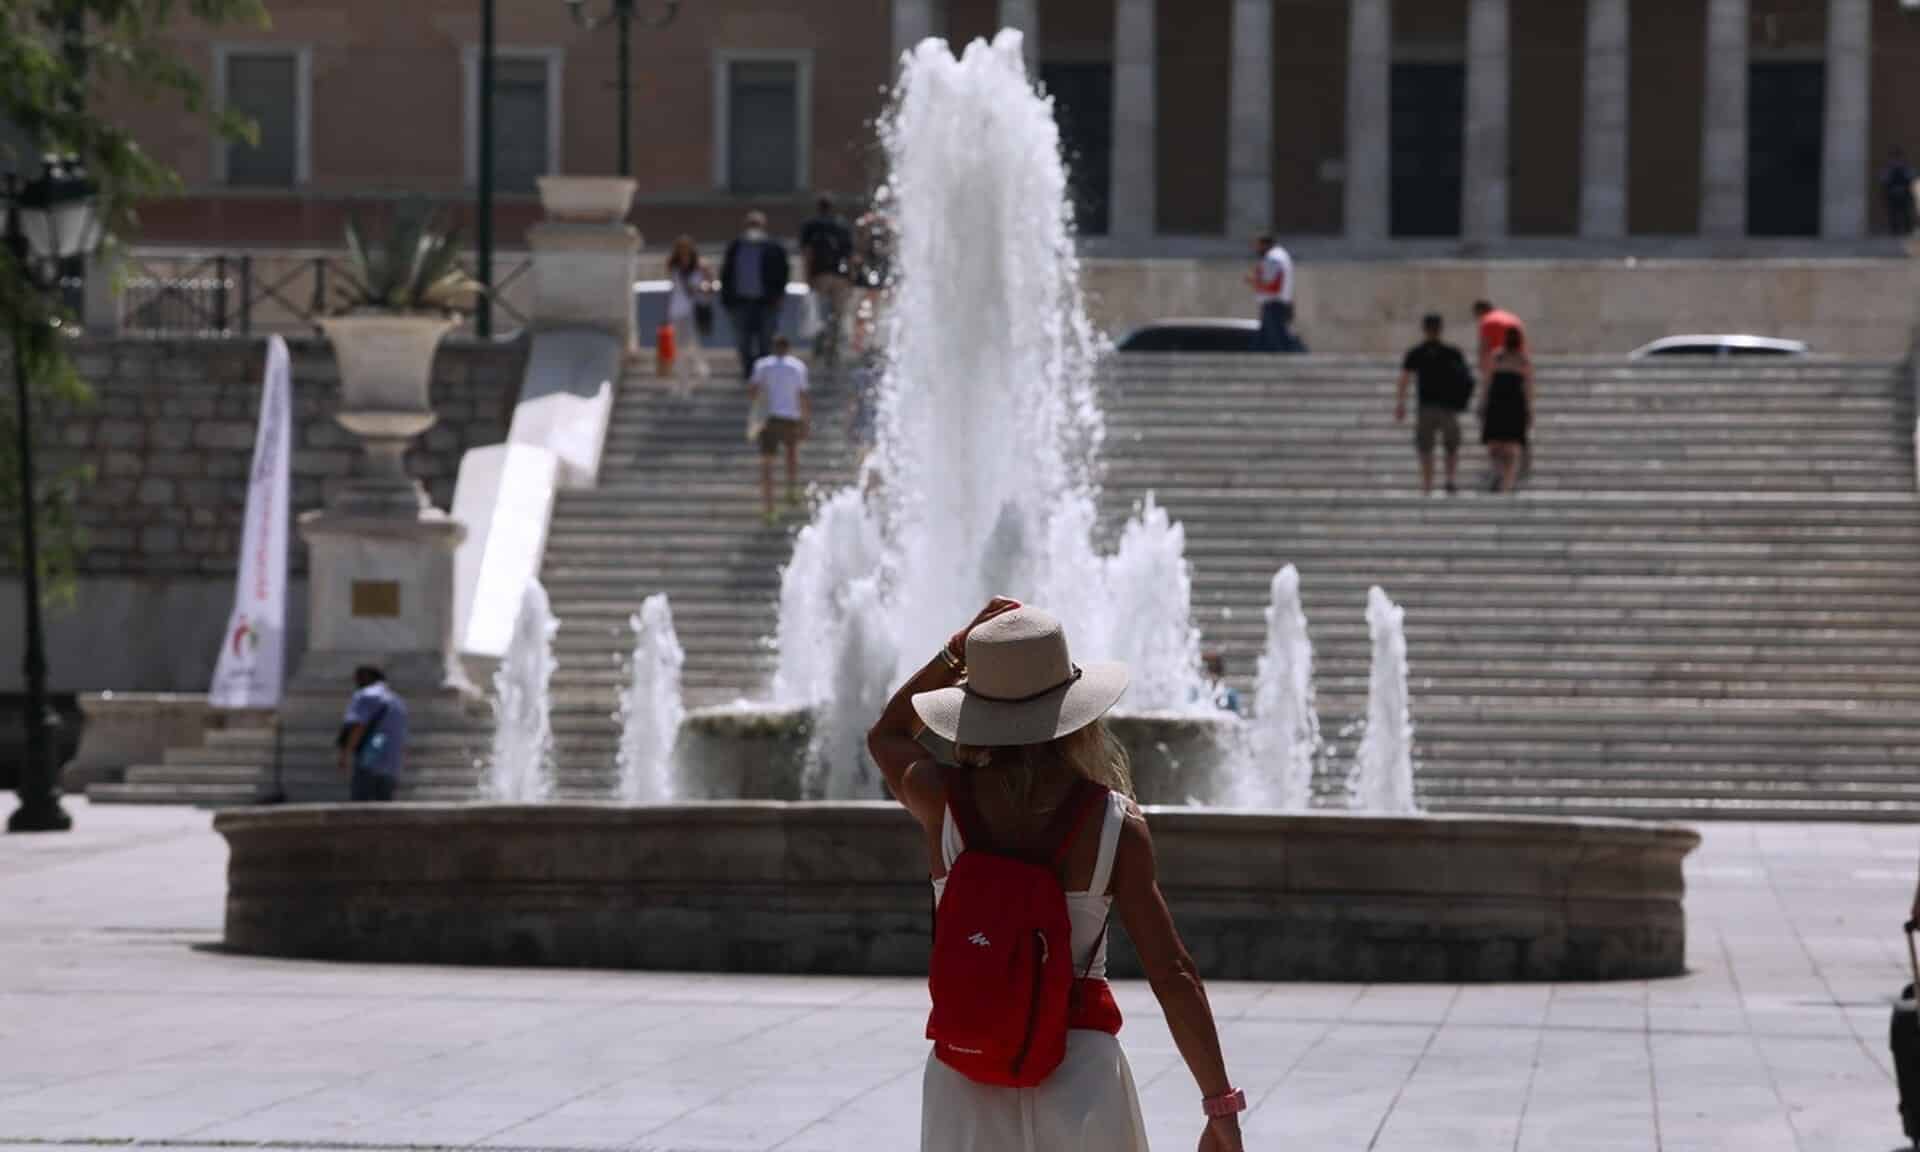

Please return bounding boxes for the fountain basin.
[216,803,1698,982]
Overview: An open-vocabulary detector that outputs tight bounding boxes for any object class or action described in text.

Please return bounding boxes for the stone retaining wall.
[0,336,524,692]
[1084,257,1920,356]
[216,803,1700,982]
[42,336,523,578]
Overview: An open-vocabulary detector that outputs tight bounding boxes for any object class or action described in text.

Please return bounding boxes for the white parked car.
[1628,334,1811,361]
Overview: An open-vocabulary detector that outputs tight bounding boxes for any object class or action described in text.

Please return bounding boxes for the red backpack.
[926,774,1116,1088]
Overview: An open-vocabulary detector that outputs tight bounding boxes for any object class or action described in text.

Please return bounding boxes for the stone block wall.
[36,336,523,579]
[0,335,524,694]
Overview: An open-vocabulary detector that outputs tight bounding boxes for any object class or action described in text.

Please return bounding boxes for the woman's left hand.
[947,596,1021,660]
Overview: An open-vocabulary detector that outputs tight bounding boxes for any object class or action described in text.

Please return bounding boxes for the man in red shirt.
[1473,300,1525,380]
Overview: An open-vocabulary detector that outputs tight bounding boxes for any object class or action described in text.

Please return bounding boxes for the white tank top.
[930,789,1129,980]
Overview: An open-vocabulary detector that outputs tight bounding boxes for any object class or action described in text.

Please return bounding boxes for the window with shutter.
[224,52,300,187]
[727,60,800,196]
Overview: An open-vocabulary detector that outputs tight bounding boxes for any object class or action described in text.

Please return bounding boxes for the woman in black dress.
[1480,326,1534,493]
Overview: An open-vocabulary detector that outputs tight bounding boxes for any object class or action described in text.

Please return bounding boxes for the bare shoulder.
[1113,799,1157,883]
[898,758,948,829]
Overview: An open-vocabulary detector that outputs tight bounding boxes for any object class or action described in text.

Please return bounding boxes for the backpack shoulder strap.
[945,770,988,852]
[1045,780,1109,869]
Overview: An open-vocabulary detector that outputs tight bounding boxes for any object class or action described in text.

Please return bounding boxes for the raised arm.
[1112,810,1245,1152]
[867,597,1021,829]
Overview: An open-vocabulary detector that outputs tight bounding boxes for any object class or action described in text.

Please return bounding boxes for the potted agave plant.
[320,207,480,514]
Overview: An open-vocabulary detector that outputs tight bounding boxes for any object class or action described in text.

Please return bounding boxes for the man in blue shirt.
[339,666,409,802]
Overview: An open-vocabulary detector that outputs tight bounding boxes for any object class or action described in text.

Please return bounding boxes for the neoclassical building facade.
[89,0,1920,250]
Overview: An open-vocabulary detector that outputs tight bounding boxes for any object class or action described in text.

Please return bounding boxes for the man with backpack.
[1395,313,1475,496]
[798,195,854,368]
[337,666,408,802]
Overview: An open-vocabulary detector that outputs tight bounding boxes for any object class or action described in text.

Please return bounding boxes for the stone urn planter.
[537,176,637,225]
[320,312,458,516]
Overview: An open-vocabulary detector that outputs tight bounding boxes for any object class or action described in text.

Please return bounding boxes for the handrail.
[117,248,534,340]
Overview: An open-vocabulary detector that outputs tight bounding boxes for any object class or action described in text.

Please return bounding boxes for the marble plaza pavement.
[0,800,1912,1152]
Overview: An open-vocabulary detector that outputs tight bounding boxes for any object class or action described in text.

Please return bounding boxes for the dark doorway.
[1391,62,1465,237]
[1747,60,1824,237]
[1041,61,1113,236]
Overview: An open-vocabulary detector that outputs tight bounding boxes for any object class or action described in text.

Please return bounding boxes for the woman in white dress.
[869,598,1248,1152]
[664,236,710,396]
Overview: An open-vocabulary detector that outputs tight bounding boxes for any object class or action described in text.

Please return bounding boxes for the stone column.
[1462,0,1510,242]
[893,0,939,63]
[1821,0,1871,239]
[1110,0,1157,241]
[1580,0,1630,239]
[1344,0,1391,245]
[999,0,1039,73]
[1227,0,1275,239]
[1700,0,1748,239]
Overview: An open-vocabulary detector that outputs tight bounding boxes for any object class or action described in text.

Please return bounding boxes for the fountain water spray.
[771,32,1207,794]
[1352,585,1418,813]
[617,594,686,802]
[1242,565,1321,810]
[485,580,558,802]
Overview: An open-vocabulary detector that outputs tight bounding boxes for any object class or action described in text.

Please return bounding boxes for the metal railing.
[118,249,535,339]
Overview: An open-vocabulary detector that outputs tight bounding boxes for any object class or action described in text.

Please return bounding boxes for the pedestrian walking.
[338,666,408,803]
[1395,313,1475,496]
[720,210,791,379]
[1481,326,1535,494]
[665,236,712,397]
[1249,232,1304,352]
[749,334,810,524]
[1472,300,1525,382]
[868,598,1248,1152]
[850,208,893,355]
[799,195,855,369]
[1885,148,1916,237]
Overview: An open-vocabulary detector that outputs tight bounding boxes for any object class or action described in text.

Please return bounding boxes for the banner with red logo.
[210,335,291,709]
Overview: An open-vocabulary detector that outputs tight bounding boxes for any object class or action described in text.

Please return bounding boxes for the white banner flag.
[210,335,292,709]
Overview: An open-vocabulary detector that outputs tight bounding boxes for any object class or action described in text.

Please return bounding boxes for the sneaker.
[1445,481,1459,496]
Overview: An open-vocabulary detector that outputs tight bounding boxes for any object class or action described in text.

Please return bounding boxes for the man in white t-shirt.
[1247,232,1304,353]
[749,335,811,523]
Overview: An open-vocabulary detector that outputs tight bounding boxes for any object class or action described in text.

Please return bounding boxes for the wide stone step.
[87,781,267,806]
[1420,796,1920,821]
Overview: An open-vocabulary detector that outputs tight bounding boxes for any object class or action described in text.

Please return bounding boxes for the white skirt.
[920,1031,1150,1152]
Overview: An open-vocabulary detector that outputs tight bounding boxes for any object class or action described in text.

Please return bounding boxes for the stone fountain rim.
[214,801,1700,849]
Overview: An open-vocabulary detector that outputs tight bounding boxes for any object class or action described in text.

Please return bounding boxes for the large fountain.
[215,32,1698,983]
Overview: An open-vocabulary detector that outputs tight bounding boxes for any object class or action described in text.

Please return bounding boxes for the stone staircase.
[88,714,279,806]
[539,366,860,796]
[1101,356,1920,819]
[541,352,1920,818]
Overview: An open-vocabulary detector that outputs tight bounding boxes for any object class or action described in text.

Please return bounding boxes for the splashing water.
[1241,565,1321,810]
[771,32,1208,796]
[1352,585,1418,813]
[486,580,558,802]
[617,594,686,802]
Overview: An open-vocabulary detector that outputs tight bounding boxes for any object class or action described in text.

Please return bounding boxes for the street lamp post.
[564,0,682,178]
[476,0,496,340]
[3,156,101,835]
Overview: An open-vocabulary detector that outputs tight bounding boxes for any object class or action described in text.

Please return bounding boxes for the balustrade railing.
[118,249,534,340]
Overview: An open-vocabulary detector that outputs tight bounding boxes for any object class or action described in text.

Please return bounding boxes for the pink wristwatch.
[1203,1089,1247,1118]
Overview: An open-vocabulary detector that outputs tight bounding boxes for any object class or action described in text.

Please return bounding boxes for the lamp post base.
[8,793,73,833]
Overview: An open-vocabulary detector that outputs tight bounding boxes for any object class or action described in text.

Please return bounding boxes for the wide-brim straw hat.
[912,606,1128,747]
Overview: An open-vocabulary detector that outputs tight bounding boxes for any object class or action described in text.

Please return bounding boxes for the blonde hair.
[954,719,1133,816]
